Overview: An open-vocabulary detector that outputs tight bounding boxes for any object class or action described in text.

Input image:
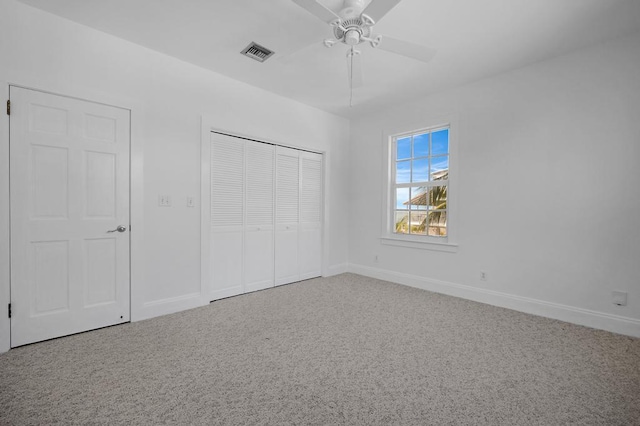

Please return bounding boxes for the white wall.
[348,32,640,337]
[0,0,350,351]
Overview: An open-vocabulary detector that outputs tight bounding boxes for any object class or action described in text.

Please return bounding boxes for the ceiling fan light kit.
[291,0,436,105]
[344,29,361,45]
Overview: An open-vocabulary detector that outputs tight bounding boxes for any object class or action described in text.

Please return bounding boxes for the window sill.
[380,236,458,253]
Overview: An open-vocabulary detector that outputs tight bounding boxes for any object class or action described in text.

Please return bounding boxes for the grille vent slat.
[241,42,275,63]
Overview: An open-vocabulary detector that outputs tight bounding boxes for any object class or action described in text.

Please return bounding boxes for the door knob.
[107,225,127,233]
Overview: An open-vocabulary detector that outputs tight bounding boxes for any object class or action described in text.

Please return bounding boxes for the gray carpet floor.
[1,273,639,425]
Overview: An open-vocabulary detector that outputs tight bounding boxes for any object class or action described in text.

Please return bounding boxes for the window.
[391,126,449,239]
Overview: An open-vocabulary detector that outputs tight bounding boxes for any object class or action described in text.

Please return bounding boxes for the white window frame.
[380,114,458,252]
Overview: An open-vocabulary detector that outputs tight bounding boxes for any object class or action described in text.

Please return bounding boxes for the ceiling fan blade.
[376,36,437,63]
[360,0,402,23]
[347,50,363,89]
[292,0,341,23]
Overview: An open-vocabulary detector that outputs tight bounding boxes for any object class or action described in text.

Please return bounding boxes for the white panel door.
[299,152,323,280]
[244,141,275,292]
[210,133,244,299]
[10,87,130,347]
[275,147,300,286]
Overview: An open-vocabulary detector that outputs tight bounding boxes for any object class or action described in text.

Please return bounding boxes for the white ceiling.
[16,0,640,119]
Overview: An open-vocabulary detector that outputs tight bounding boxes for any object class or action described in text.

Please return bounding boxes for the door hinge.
[6,100,10,116]
[8,303,11,319]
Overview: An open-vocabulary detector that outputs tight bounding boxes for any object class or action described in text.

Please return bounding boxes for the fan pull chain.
[349,46,354,107]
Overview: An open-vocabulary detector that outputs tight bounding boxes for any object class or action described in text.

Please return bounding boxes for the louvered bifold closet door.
[244,141,275,292]
[275,147,300,286]
[299,152,323,280]
[210,133,245,299]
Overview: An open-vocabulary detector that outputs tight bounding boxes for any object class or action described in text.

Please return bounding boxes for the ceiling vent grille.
[241,42,275,63]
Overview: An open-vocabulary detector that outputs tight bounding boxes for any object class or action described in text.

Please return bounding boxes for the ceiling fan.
[289,0,436,102]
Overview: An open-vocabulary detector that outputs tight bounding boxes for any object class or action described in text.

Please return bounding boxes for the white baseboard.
[133,292,206,322]
[349,263,640,338]
[246,280,274,293]
[325,263,348,277]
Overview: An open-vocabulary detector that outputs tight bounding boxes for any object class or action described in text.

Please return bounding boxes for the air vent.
[241,42,275,63]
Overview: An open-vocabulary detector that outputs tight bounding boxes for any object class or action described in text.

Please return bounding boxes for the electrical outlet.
[612,291,628,306]
[187,196,195,207]
[158,195,171,207]
[480,271,487,281]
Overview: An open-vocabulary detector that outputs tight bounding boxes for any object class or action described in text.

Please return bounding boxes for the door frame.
[0,83,145,352]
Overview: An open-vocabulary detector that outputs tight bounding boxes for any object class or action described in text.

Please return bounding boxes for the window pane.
[396,160,410,184]
[428,185,447,210]
[409,187,428,210]
[430,155,449,180]
[397,137,411,160]
[413,133,429,157]
[391,126,450,239]
[396,187,410,209]
[427,210,447,237]
[410,211,428,235]
[394,211,409,234]
[412,159,428,182]
[432,129,449,156]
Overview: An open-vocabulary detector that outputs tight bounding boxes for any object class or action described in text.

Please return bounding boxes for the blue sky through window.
[430,156,449,175]
[413,133,429,157]
[432,129,449,155]
[396,128,449,184]
[396,160,410,183]
[413,158,428,181]
[397,137,411,160]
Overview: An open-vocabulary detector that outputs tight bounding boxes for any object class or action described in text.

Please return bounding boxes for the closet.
[208,133,322,301]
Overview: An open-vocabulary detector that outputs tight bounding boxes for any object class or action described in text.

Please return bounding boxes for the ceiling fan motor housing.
[333,17,371,45]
